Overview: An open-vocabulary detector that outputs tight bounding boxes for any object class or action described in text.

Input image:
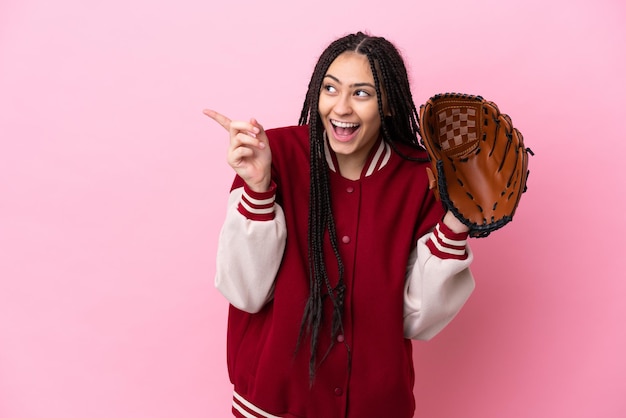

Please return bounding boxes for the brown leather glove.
[419,93,533,237]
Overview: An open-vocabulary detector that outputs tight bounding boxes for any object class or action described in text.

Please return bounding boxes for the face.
[318,51,383,175]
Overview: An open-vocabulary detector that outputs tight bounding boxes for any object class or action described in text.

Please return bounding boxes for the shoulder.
[385,140,438,205]
[387,141,432,183]
[266,125,309,143]
[391,140,430,163]
[266,125,310,162]
[264,125,310,186]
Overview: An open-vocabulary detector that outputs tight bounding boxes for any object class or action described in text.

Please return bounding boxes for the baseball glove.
[419,93,533,238]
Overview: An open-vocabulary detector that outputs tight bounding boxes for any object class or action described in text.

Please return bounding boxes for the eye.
[355,89,371,98]
[322,84,337,94]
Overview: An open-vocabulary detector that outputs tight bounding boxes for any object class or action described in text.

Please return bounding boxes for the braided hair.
[296,32,426,382]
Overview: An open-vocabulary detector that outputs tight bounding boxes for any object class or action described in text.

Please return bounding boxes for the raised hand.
[203,109,272,193]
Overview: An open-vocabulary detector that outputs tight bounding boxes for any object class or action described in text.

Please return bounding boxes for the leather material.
[419,93,532,237]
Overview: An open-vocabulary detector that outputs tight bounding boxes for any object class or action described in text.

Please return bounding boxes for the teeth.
[331,120,359,128]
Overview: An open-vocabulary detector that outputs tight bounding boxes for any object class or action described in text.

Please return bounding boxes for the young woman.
[204,32,475,418]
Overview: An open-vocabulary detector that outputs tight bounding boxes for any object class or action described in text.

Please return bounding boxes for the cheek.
[363,106,382,128]
[317,97,330,117]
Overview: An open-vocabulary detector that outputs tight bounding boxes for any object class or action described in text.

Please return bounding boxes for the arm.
[215,182,287,313]
[204,109,281,312]
[403,217,475,340]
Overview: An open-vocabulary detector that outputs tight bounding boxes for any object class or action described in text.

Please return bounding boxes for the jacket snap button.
[334,387,343,396]
[341,236,350,244]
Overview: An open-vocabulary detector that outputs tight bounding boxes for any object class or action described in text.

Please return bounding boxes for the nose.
[333,93,353,116]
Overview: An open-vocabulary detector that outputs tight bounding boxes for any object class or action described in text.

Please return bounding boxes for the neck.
[332,138,380,180]
[323,134,390,180]
[335,154,366,180]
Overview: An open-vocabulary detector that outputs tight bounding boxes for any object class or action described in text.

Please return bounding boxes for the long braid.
[360,41,425,159]
[296,32,425,383]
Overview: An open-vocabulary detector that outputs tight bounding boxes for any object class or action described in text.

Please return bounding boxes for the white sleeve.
[215,186,287,313]
[403,222,476,340]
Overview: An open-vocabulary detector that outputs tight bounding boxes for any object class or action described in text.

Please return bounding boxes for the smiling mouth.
[331,119,360,139]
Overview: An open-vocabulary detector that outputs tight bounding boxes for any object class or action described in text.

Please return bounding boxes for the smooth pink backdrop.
[1,0,625,417]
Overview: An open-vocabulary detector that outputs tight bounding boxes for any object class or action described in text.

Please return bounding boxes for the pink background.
[1,0,625,417]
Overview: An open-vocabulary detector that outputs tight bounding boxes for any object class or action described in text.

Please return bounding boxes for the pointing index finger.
[203,109,231,132]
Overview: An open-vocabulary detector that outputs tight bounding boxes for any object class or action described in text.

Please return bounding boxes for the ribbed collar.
[323,132,392,179]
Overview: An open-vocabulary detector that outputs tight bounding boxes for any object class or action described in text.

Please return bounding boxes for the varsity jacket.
[215,125,475,418]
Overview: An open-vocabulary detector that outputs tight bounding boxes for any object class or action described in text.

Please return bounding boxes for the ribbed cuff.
[237,181,277,221]
[426,221,469,260]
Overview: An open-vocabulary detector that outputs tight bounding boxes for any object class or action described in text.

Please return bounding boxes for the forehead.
[326,52,374,82]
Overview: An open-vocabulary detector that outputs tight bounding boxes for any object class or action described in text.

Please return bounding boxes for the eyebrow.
[324,74,376,89]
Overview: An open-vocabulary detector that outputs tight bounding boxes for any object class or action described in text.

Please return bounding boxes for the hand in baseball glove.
[419,93,533,238]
